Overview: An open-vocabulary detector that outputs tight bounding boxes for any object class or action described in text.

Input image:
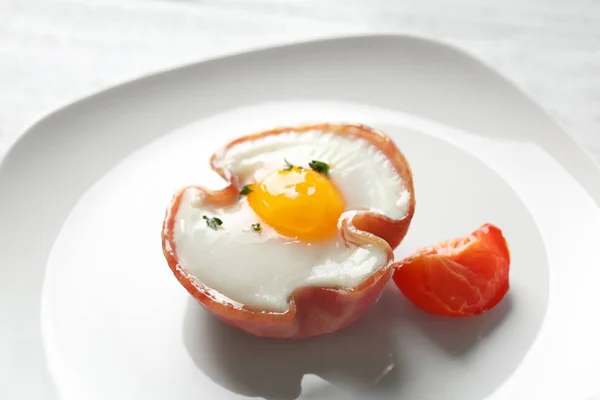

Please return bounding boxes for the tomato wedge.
[392,223,510,317]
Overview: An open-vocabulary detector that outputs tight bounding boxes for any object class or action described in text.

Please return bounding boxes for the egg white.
[173,130,410,312]
[215,130,411,219]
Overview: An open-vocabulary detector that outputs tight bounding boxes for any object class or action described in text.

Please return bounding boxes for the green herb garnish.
[238,184,252,199]
[252,223,261,232]
[283,159,303,171]
[283,158,294,171]
[309,160,330,178]
[203,215,223,230]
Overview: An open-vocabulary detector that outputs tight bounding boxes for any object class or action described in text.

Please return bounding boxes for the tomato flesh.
[392,223,510,317]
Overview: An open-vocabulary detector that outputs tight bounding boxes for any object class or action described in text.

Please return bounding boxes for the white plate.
[2,35,600,400]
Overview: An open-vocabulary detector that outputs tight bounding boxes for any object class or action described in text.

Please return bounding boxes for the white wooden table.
[2,0,599,162]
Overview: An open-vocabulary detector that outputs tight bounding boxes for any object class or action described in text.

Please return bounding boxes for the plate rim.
[4,32,600,177]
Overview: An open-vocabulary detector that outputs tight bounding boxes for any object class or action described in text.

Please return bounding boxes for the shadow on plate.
[183,286,511,400]
[386,289,514,357]
[418,296,512,356]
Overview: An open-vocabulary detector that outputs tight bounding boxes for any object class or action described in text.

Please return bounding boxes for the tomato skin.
[392,224,510,317]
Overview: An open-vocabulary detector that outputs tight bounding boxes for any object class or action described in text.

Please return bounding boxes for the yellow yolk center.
[247,167,345,241]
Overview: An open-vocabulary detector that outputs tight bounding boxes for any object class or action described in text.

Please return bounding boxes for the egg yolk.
[247,167,345,241]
